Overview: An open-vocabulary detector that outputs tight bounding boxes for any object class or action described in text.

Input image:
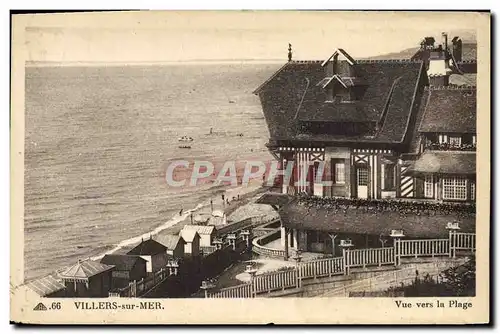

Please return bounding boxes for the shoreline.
[156,184,271,237]
[22,183,272,285]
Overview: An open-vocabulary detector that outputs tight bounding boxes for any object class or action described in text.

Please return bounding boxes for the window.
[381,164,395,190]
[424,175,434,198]
[357,167,369,186]
[442,177,467,200]
[472,135,477,146]
[471,182,476,201]
[449,136,462,147]
[438,134,448,144]
[334,162,345,184]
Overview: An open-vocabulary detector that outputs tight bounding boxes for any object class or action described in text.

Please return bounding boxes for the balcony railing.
[424,142,476,152]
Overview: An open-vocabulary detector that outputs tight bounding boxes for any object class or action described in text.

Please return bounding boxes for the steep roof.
[180,229,200,242]
[254,59,424,144]
[127,238,167,256]
[280,199,475,238]
[100,254,146,272]
[26,274,66,296]
[156,234,186,249]
[60,260,114,280]
[181,224,215,235]
[404,151,476,176]
[418,87,476,133]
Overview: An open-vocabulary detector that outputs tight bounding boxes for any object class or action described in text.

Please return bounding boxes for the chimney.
[442,32,448,53]
[452,36,463,62]
[427,34,452,86]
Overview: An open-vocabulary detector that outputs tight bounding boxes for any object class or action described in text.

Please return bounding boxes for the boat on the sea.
[179,145,192,149]
[178,136,194,142]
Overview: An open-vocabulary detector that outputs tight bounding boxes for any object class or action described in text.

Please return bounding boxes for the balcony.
[424,142,476,152]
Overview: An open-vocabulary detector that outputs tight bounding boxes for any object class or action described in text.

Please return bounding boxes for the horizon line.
[25,59,288,67]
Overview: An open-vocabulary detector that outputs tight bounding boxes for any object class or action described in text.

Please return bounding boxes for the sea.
[24,62,280,281]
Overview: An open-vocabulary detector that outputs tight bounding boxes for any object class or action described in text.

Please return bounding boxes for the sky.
[18,11,479,63]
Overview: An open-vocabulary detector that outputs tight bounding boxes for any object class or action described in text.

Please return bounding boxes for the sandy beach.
[156,182,276,238]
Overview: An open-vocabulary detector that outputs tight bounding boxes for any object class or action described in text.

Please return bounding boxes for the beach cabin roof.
[179,229,200,243]
[194,214,211,224]
[156,234,186,250]
[182,224,216,236]
[212,210,225,218]
[100,254,146,272]
[127,238,168,256]
[26,274,66,297]
[59,260,114,280]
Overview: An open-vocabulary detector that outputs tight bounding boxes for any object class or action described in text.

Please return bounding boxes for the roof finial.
[288,43,292,62]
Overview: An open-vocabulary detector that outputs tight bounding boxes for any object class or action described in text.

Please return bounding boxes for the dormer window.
[317,48,364,103]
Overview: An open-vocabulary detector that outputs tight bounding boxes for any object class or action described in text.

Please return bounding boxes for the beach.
[24,63,280,280]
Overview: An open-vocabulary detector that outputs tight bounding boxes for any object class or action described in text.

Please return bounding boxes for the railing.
[216,218,254,237]
[252,228,285,258]
[345,247,395,268]
[200,245,218,255]
[452,232,476,251]
[253,269,298,294]
[253,227,280,238]
[397,239,449,258]
[300,257,344,279]
[110,267,171,297]
[216,216,279,237]
[206,231,476,298]
[208,283,252,298]
[424,143,476,152]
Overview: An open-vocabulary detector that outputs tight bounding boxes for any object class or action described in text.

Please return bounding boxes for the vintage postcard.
[10,11,490,324]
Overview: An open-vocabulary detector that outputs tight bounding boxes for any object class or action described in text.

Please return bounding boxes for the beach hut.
[59,259,114,297]
[156,234,186,259]
[209,210,227,226]
[193,214,211,225]
[126,237,169,273]
[179,229,201,257]
[100,254,147,289]
[181,225,216,248]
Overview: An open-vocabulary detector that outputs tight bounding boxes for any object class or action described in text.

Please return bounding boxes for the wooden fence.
[205,231,475,298]
[109,267,171,297]
[300,257,344,279]
[345,247,395,269]
[253,269,298,293]
[451,232,476,251]
[209,283,252,298]
[397,239,449,260]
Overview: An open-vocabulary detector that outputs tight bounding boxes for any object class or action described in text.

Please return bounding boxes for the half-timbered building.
[254,33,477,257]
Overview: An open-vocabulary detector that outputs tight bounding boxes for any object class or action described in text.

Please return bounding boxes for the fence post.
[245,264,257,298]
[292,250,303,288]
[448,230,454,258]
[342,248,349,276]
